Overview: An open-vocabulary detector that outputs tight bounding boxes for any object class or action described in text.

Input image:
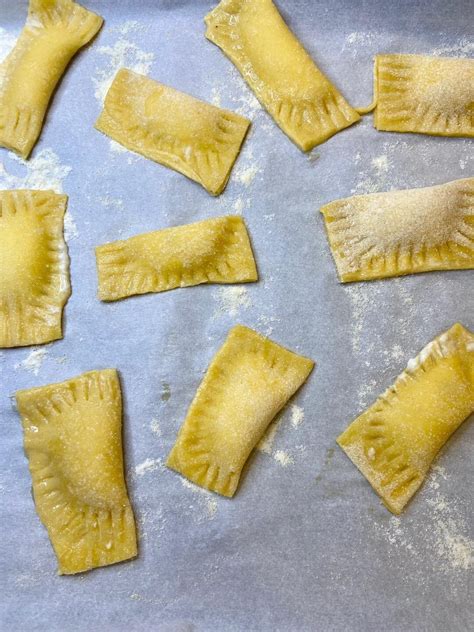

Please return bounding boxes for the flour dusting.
[431,38,474,57]
[0,149,71,191]
[273,450,294,467]
[0,27,17,64]
[257,418,282,455]
[0,148,75,237]
[375,467,473,575]
[214,286,251,317]
[181,478,217,520]
[15,349,48,376]
[93,37,154,104]
[150,418,161,437]
[290,404,304,428]
[134,458,162,477]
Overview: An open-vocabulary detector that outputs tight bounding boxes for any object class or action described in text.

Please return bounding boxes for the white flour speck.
[134,458,162,477]
[214,286,251,317]
[15,349,48,376]
[150,418,161,437]
[273,450,294,467]
[290,404,304,428]
[234,164,259,186]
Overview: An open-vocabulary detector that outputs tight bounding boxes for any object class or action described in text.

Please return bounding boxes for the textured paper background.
[0,1,473,630]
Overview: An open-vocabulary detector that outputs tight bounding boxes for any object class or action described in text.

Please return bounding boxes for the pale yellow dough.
[321,177,474,282]
[205,0,360,151]
[338,324,474,514]
[373,54,474,137]
[95,68,250,195]
[16,369,137,574]
[167,325,314,497]
[0,0,103,158]
[95,215,258,301]
[0,189,71,347]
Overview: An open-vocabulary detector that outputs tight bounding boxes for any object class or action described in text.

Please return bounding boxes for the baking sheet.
[0,1,473,630]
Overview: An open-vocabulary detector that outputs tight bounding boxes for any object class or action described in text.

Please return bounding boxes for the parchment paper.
[0,1,473,630]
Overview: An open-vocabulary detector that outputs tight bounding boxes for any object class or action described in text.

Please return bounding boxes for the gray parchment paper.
[0,1,473,630]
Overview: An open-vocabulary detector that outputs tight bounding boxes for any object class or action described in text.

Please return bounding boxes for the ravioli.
[16,369,137,574]
[373,54,474,137]
[321,177,474,282]
[0,189,71,347]
[338,323,474,514]
[95,68,250,195]
[96,215,258,301]
[205,0,360,151]
[167,325,314,497]
[0,0,103,158]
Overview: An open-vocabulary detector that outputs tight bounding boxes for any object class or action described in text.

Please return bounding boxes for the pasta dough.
[95,215,258,301]
[167,325,314,497]
[373,54,474,137]
[95,69,250,195]
[338,323,474,514]
[0,0,103,158]
[321,177,474,282]
[0,189,70,347]
[16,369,137,574]
[205,0,360,150]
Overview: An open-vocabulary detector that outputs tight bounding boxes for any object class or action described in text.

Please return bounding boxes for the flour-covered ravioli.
[16,369,137,574]
[0,0,103,158]
[95,69,250,195]
[167,325,314,497]
[205,0,360,150]
[321,177,474,282]
[0,190,71,347]
[374,54,474,137]
[96,216,258,301]
[338,324,474,514]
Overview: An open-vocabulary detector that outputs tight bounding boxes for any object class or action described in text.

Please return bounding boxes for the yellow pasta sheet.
[16,369,137,574]
[374,54,474,137]
[321,177,474,282]
[205,0,360,150]
[0,0,103,158]
[95,68,250,195]
[167,325,314,497]
[338,324,474,514]
[0,189,71,347]
[96,215,258,301]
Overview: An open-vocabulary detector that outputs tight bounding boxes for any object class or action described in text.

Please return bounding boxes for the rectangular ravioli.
[0,189,71,347]
[95,215,258,301]
[338,324,474,514]
[321,177,474,282]
[205,0,360,150]
[0,0,103,158]
[16,369,137,574]
[95,68,250,195]
[167,325,314,497]
[374,54,474,137]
